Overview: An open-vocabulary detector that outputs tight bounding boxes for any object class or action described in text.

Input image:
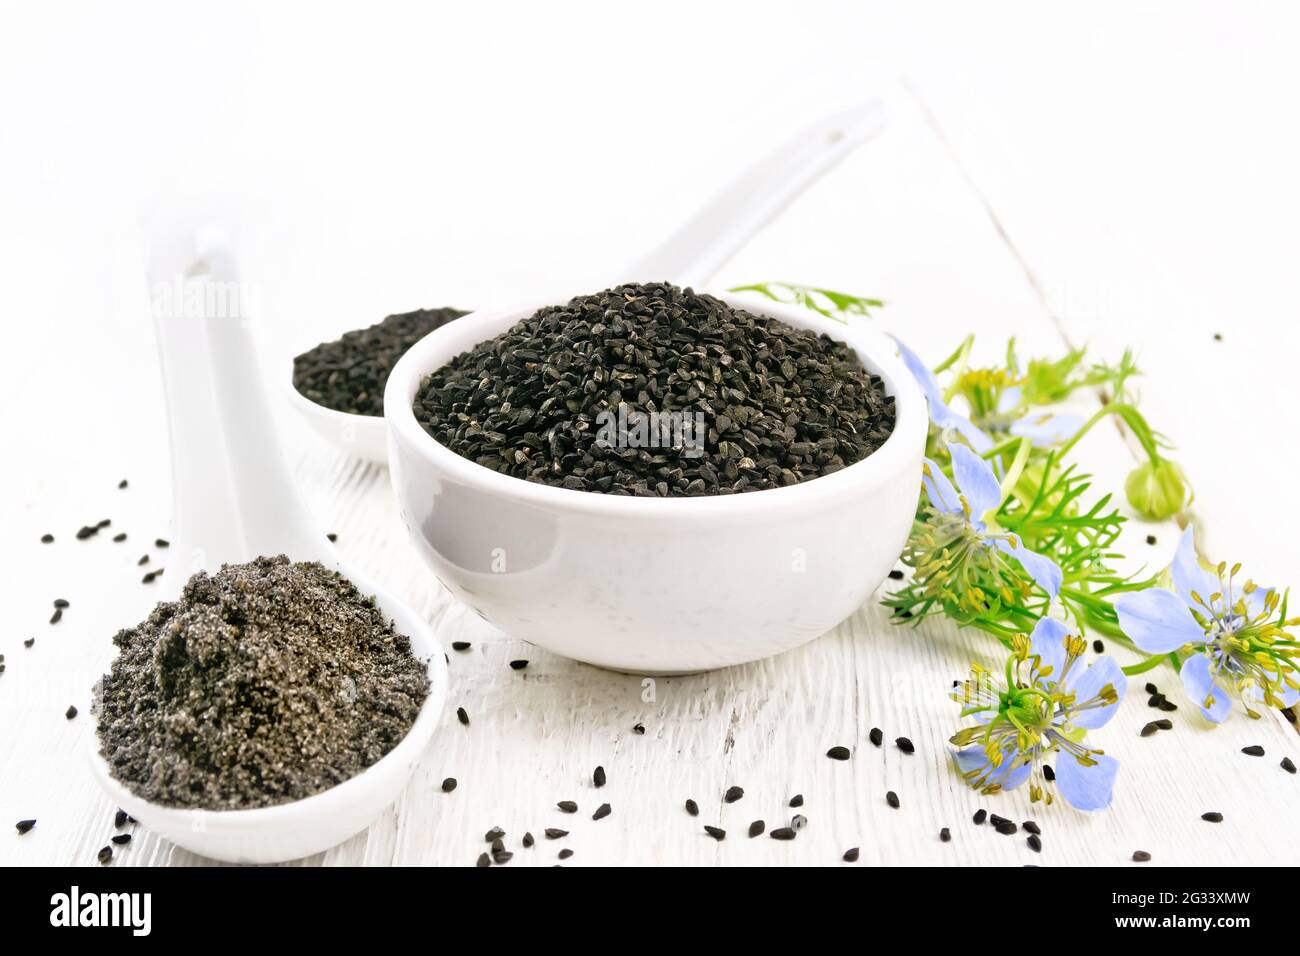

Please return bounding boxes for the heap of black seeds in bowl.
[95,556,430,810]
[295,307,467,416]
[412,283,895,496]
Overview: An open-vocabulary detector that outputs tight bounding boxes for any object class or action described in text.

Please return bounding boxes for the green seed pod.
[1125,459,1191,520]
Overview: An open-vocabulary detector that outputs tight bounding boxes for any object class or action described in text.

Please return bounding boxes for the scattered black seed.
[119,479,129,489]
[685,799,699,817]
[451,641,470,652]
[76,525,98,540]
[114,809,128,828]
[748,820,765,838]
[155,538,170,548]
[895,736,915,754]
[137,555,150,566]
[1092,639,1104,653]
[113,532,127,542]
[1023,820,1041,835]
[989,813,1009,826]
[632,722,645,734]
[15,819,36,834]
[826,746,851,761]
[1140,721,1160,737]
[593,803,611,821]
[843,846,859,861]
[724,786,744,803]
[544,828,568,839]
[412,283,897,497]
[53,598,69,608]
[493,847,513,865]
[1145,682,1159,694]
[1147,693,1165,707]
[326,532,337,543]
[97,519,111,529]
[476,852,490,868]
[41,533,54,543]
[1157,698,1178,712]
[1282,757,1297,775]
[141,571,160,584]
[97,846,113,865]
[1242,745,1265,757]
[522,832,534,848]
[791,814,808,831]
[770,827,797,841]
[1146,534,1157,545]
[457,706,469,725]
[885,790,900,809]
[869,727,883,747]
[65,705,77,720]
[1,662,7,674]
[593,765,606,788]
[888,569,904,580]
[557,800,578,813]
[1202,811,1223,823]
[788,794,804,808]
[484,826,505,842]
[509,659,528,670]
[558,848,574,860]
[940,827,951,842]
[704,825,726,841]
[1132,850,1152,862]
[441,777,457,793]
[1027,834,1042,853]
[111,833,131,846]
[49,608,62,624]
[1155,718,1174,730]
[1213,332,1223,341]
[1042,765,1055,781]
[23,638,33,648]
[973,809,987,825]
[995,821,1018,836]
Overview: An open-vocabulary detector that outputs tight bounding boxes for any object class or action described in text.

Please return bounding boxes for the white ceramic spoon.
[286,100,886,463]
[88,228,448,863]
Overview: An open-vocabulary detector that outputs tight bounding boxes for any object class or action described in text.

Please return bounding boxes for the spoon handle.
[150,226,331,596]
[618,99,885,290]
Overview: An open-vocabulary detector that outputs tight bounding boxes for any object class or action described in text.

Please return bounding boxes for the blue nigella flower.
[1114,527,1300,722]
[950,617,1126,810]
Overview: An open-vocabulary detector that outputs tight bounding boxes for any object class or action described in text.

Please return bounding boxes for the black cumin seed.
[704,825,726,841]
[137,555,149,566]
[1147,693,1165,707]
[869,727,883,747]
[1155,718,1173,730]
[452,641,470,651]
[1146,534,1157,545]
[632,722,645,734]
[457,706,469,725]
[996,821,1018,835]
[65,705,77,720]
[544,828,568,839]
[593,765,606,788]
[119,479,129,489]
[484,826,505,842]
[325,532,337,543]
[895,736,915,754]
[1132,850,1152,862]
[1242,745,1265,757]
[493,848,513,865]
[49,608,62,624]
[1202,811,1223,822]
[724,785,744,803]
[97,846,113,865]
[509,659,528,670]
[1158,699,1178,712]
[490,837,504,853]
[685,799,699,816]
[843,846,859,861]
[114,809,128,828]
[141,571,158,584]
[1027,834,1042,853]
[788,794,804,808]
[53,598,69,608]
[973,809,987,824]
[1213,332,1223,341]
[1042,765,1056,781]
[885,790,900,809]
[476,852,490,868]
[791,814,808,831]
[989,813,1009,826]
[441,777,457,793]
[522,832,534,847]
[940,827,951,842]
[111,833,131,846]
[155,538,170,548]
[770,827,796,841]
[1023,821,1040,835]
[557,800,578,813]
[41,534,54,543]
[888,569,904,580]
[1282,757,1297,775]
[96,519,111,529]
[23,638,33,648]
[1141,721,1160,737]
[76,525,97,540]
[748,820,765,838]
[1145,682,1158,694]
[558,848,574,859]
[826,746,851,761]
[1092,639,1104,653]
[113,532,127,542]
[593,803,611,821]
[16,819,36,834]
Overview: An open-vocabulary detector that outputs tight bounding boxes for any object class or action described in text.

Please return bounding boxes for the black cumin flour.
[412,283,895,496]
[95,556,429,810]
[295,307,467,416]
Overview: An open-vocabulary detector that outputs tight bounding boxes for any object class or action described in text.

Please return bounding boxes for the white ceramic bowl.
[385,293,926,673]
[284,360,390,465]
[88,581,448,864]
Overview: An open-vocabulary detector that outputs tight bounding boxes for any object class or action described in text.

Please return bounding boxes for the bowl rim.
[384,289,927,518]
[86,581,448,833]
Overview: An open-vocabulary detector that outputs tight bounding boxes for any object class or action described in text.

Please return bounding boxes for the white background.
[2,1,1298,865]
